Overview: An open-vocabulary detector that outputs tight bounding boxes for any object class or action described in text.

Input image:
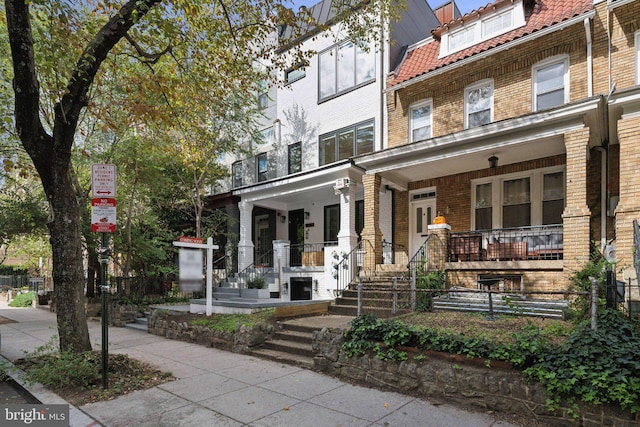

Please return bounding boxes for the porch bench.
[523,232,563,260]
[487,242,527,260]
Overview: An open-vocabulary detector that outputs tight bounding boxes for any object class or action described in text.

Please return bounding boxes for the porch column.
[563,127,592,285]
[238,200,254,272]
[360,173,383,268]
[337,179,357,249]
[614,113,640,304]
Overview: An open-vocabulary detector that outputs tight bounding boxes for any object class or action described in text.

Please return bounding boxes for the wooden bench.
[449,234,483,261]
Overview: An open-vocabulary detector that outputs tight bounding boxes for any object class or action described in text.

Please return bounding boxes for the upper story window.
[465,80,493,129]
[232,161,243,188]
[257,127,274,147]
[636,31,640,85]
[319,40,375,101]
[533,56,569,111]
[285,66,305,84]
[257,80,269,109]
[257,153,268,182]
[288,142,302,174]
[440,1,525,58]
[319,120,374,166]
[409,100,432,142]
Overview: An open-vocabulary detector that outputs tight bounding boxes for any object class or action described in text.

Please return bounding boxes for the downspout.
[595,147,607,252]
[584,17,593,97]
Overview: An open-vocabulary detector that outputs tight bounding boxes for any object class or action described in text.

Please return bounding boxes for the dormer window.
[439,1,525,58]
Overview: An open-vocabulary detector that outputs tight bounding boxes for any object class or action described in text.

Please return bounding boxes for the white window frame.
[636,31,640,85]
[464,79,494,129]
[409,99,433,143]
[439,0,525,58]
[470,166,565,230]
[532,55,570,112]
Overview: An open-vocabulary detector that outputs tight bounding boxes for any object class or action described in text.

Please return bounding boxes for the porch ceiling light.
[488,156,499,169]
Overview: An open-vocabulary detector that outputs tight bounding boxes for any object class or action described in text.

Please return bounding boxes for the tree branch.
[124,33,172,64]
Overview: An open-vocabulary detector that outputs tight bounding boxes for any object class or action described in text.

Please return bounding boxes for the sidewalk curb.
[0,355,102,427]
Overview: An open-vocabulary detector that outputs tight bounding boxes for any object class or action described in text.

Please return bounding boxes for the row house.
[359,0,640,305]
[208,0,447,300]
[209,0,640,309]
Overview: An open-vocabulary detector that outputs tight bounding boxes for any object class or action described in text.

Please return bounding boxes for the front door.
[409,194,437,259]
[288,209,305,266]
[255,214,270,266]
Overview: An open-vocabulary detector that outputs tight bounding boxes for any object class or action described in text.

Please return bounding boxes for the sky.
[289,0,485,16]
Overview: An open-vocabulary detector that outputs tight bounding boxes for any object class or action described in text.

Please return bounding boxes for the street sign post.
[91,198,117,233]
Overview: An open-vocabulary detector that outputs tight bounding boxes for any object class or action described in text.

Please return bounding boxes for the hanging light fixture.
[488,156,499,169]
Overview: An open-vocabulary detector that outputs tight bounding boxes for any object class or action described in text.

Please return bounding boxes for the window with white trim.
[257,153,268,182]
[471,167,565,230]
[288,142,301,174]
[232,161,243,188]
[319,120,374,166]
[409,100,432,142]
[439,1,525,57]
[465,80,493,129]
[533,56,569,111]
[318,41,375,101]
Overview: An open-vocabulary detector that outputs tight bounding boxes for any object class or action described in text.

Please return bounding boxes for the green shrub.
[190,308,274,332]
[9,292,35,307]
[415,270,445,312]
[565,248,610,322]
[246,277,266,289]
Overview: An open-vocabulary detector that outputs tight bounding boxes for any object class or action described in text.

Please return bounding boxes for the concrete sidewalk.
[0,303,521,427]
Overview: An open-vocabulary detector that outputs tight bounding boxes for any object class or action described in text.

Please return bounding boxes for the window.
[503,177,531,228]
[324,204,340,242]
[318,41,375,101]
[533,56,569,111]
[288,142,301,174]
[257,80,269,109]
[636,31,640,85]
[257,153,268,182]
[232,161,243,188]
[285,66,305,84]
[257,127,274,147]
[439,1,525,57]
[319,120,374,166]
[542,172,564,224]
[465,80,493,129]
[409,100,432,142]
[475,183,492,230]
[472,168,565,230]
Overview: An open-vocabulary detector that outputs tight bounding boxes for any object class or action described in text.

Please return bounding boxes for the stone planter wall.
[110,304,139,327]
[312,328,640,427]
[147,309,274,354]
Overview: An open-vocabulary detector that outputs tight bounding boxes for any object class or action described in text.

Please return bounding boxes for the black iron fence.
[288,242,336,267]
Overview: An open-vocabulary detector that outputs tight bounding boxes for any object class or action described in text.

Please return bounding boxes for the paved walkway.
[0,303,521,427]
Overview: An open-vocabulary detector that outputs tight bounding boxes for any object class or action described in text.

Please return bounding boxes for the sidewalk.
[0,303,521,427]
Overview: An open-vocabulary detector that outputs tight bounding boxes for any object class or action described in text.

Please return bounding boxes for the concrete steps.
[251,322,315,369]
[124,313,149,332]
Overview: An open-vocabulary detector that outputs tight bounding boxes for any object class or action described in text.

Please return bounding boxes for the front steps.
[329,269,412,318]
[124,312,149,332]
[252,321,316,369]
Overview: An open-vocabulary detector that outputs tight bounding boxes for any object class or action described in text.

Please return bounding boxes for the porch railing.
[237,249,273,288]
[288,241,337,267]
[333,240,375,297]
[382,240,406,265]
[448,224,563,262]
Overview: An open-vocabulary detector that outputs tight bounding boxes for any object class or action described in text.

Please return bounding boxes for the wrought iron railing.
[448,224,563,262]
[333,240,375,297]
[237,249,273,289]
[288,241,337,267]
[381,240,406,265]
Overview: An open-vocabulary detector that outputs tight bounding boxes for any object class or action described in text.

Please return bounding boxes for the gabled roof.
[389,0,593,87]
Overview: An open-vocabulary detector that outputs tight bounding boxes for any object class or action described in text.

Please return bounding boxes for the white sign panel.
[92,164,116,197]
[179,249,203,292]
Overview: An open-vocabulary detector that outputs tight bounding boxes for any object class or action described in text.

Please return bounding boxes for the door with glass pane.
[410,198,436,258]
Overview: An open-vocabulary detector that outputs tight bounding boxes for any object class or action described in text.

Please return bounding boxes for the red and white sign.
[178,236,204,244]
[91,198,117,233]
[92,164,116,197]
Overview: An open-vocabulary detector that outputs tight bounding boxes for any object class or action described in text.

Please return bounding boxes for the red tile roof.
[389,0,593,87]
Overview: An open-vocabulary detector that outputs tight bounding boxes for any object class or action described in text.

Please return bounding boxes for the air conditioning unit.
[334,178,350,189]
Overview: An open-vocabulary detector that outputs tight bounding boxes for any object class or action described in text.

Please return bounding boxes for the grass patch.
[189,308,275,333]
[8,292,35,308]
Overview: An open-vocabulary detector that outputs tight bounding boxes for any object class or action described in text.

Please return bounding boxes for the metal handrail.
[333,240,375,297]
[288,241,337,267]
[237,249,273,289]
[381,240,405,264]
[407,235,431,276]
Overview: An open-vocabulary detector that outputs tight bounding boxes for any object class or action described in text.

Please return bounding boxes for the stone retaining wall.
[312,328,640,427]
[147,309,274,354]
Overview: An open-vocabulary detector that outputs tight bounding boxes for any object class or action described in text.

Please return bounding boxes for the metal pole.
[206,237,213,316]
[357,274,362,317]
[590,277,598,331]
[101,232,109,389]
